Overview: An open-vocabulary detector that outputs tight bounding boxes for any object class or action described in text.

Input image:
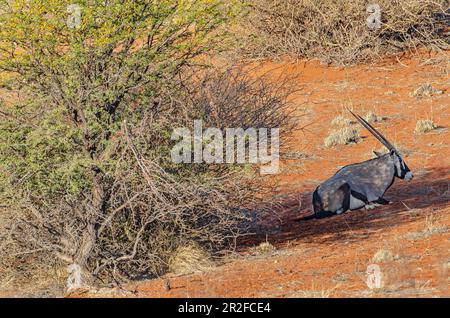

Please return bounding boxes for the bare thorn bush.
[245,0,450,65]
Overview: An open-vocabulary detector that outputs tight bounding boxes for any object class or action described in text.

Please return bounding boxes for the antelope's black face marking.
[391,150,413,181]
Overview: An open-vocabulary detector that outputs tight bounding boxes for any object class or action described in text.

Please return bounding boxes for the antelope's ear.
[390,149,396,156]
[373,151,383,158]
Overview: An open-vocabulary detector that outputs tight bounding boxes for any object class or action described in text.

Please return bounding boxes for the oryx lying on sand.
[309,110,413,219]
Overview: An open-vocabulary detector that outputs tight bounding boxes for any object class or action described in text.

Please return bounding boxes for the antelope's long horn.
[347,108,395,151]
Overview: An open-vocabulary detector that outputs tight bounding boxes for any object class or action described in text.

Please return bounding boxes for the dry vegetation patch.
[291,285,338,298]
[411,83,444,98]
[372,249,399,263]
[371,144,412,158]
[168,243,215,276]
[364,111,384,123]
[415,119,438,134]
[245,0,450,65]
[331,115,353,127]
[250,241,277,256]
[405,214,448,240]
[324,127,360,148]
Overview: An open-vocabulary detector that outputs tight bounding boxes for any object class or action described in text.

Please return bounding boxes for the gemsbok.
[310,109,413,219]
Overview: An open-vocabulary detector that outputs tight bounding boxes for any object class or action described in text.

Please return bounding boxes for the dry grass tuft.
[424,214,447,235]
[251,241,277,256]
[371,144,412,158]
[364,111,383,123]
[324,127,359,148]
[331,115,353,127]
[411,83,443,98]
[333,273,349,283]
[372,249,399,263]
[296,289,334,298]
[168,243,215,276]
[414,119,438,134]
[405,214,448,240]
[292,284,338,298]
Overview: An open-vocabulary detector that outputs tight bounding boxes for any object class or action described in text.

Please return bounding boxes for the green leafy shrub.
[0,0,263,290]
